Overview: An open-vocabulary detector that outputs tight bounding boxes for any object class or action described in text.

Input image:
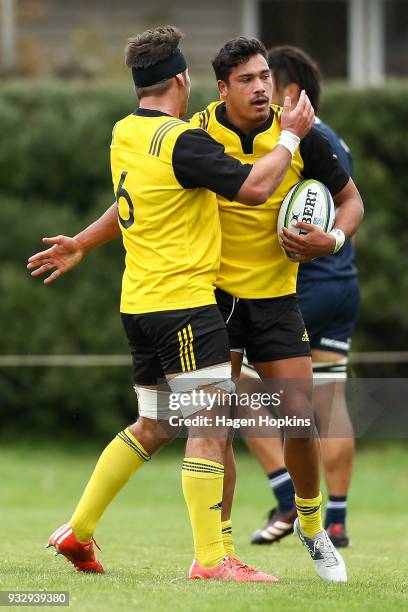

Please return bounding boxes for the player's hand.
[27,236,84,284]
[279,222,336,263]
[280,91,315,140]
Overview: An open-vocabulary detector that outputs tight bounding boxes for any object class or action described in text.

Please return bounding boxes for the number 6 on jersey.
[117,171,135,229]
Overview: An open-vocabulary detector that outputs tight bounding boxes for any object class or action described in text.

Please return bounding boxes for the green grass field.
[0,443,407,611]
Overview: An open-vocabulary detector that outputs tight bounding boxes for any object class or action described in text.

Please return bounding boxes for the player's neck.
[223,105,268,135]
[139,96,181,119]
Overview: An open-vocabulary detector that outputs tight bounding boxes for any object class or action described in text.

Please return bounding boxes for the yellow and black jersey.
[111,108,251,314]
[190,102,349,299]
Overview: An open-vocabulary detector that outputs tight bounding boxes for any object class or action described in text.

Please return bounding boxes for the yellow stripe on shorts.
[187,324,196,370]
[178,330,186,372]
[182,327,191,371]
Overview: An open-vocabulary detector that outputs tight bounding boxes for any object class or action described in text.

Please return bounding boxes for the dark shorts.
[121,305,230,386]
[215,289,311,363]
[298,277,360,356]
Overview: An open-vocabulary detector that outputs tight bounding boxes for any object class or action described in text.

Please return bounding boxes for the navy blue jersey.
[298,117,358,283]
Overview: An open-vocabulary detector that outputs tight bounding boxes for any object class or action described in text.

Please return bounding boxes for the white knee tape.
[312,359,348,386]
[215,379,236,394]
[168,363,232,393]
[167,365,236,417]
[168,391,211,417]
[134,386,174,420]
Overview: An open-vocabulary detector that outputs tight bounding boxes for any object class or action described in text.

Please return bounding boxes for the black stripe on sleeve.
[155,122,183,157]
[149,120,182,156]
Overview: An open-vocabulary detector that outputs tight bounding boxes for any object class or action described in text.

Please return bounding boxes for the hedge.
[322,83,408,353]
[0,80,407,436]
[0,80,217,210]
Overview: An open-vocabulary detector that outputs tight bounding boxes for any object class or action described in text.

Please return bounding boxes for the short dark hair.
[268,45,321,112]
[212,37,268,82]
[125,25,185,98]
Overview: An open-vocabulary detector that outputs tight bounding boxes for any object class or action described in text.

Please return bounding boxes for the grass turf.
[0,443,407,611]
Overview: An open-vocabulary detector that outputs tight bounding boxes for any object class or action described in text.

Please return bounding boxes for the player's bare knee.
[281,391,313,420]
[128,417,176,455]
[185,435,228,465]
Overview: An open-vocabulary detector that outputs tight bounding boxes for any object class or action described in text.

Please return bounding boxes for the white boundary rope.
[0,352,407,367]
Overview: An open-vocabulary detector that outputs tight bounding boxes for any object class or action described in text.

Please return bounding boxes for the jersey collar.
[133,108,173,117]
[215,103,274,155]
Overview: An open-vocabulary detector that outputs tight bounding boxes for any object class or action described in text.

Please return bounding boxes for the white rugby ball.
[277,179,335,259]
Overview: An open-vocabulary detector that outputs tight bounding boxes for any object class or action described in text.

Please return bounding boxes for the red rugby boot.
[189,556,278,582]
[326,523,350,548]
[46,524,104,573]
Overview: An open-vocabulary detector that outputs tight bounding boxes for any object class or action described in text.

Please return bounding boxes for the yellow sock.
[70,428,150,541]
[221,519,235,557]
[295,492,323,538]
[182,458,226,568]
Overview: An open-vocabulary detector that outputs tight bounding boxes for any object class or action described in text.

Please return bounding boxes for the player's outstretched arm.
[27,202,121,284]
[236,91,315,205]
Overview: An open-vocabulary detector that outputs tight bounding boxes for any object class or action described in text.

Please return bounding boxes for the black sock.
[267,468,295,513]
[325,495,347,528]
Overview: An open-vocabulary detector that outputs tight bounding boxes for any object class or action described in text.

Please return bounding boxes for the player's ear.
[217,79,228,101]
[174,73,185,88]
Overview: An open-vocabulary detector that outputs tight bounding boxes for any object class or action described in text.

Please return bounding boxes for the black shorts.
[215,289,311,363]
[298,277,360,356]
[121,305,230,385]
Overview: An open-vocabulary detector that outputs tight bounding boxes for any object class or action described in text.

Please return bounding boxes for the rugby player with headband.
[28,25,314,582]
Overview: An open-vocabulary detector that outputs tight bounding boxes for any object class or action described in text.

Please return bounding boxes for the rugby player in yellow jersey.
[27,26,315,582]
[187,37,363,582]
[248,46,358,550]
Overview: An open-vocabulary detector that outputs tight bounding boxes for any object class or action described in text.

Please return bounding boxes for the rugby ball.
[277,179,335,259]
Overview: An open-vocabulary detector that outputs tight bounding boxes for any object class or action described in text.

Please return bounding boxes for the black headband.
[132,48,187,88]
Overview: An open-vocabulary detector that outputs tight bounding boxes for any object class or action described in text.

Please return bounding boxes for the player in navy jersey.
[301,116,357,285]
[247,46,359,549]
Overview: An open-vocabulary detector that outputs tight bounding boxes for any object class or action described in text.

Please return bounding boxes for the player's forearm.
[236,145,292,206]
[333,180,364,240]
[333,199,364,240]
[74,202,121,253]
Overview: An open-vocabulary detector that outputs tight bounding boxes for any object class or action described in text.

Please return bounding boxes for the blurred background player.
[248,46,360,549]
